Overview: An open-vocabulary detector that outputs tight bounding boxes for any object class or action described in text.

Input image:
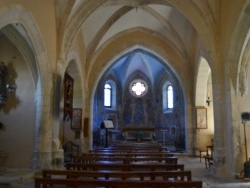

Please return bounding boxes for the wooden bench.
[42,169,192,181]
[112,142,160,146]
[35,178,203,188]
[93,145,164,148]
[82,152,174,157]
[65,163,185,171]
[89,148,167,153]
[72,156,178,164]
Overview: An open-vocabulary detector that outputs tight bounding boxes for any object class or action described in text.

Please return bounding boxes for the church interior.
[0,0,250,187]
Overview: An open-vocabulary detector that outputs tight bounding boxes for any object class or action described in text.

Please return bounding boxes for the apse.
[93,49,186,152]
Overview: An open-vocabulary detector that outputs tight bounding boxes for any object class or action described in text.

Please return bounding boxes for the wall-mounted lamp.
[0,61,16,109]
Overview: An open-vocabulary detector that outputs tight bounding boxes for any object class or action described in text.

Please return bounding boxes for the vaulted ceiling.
[55,0,217,101]
[55,0,211,65]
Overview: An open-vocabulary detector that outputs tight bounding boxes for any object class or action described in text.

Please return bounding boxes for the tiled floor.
[1,155,250,187]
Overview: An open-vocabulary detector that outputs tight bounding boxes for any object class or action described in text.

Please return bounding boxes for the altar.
[123,127,155,141]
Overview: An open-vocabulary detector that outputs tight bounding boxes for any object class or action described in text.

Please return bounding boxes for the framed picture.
[196,107,207,129]
[63,73,74,121]
[71,108,82,130]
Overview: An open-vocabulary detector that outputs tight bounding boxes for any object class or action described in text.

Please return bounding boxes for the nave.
[0,142,249,188]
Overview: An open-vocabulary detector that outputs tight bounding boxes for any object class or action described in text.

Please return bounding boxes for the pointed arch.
[0,5,53,168]
[196,57,211,107]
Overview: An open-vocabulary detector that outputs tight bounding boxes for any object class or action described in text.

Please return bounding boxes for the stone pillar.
[32,82,53,169]
[82,91,92,152]
[210,62,230,177]
[51,69,64,169]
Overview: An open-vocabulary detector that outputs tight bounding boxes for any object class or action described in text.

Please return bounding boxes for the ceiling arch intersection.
[87,27,187,76]
[60,0,198,64]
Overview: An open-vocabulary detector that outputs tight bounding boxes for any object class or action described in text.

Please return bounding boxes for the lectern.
[102,120,114,148]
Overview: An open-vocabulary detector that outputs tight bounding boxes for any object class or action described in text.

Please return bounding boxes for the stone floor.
[177,155,250,188]
[0,155,250,187]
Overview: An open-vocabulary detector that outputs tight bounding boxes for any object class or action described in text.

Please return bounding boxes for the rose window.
[129,79,148,97]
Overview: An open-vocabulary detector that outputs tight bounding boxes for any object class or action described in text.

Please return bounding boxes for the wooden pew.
[90,146,167,152]
[72,156,178,164]
[90,144,166,152]
[108,145,163,149]
[35,178,203,188]
[65,163,185,171]
[82,152,174,157]
[42,169,192,181]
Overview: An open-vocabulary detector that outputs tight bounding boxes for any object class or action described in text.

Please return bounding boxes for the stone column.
[51,69,64,169]
[210,62,229,177]
[82,90,92,152]
[32,81,53,169]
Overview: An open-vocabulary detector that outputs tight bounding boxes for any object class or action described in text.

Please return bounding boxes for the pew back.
[35,178,203,188]
[42,169,192,181]
[82,152,174,157]
[65,163,185,171]
[72,156,178,164]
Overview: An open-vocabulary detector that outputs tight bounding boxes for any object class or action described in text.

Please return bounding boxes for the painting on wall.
[63,73,74,121]
[196,107,207,129]
[71,108,82,130]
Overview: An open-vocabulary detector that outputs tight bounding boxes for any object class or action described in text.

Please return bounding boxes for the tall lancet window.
[163,83,174,112]
[167,85,173,109]
[104,83,112,107]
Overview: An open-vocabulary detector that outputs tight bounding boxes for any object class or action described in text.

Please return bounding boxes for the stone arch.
[0,5,53,168]
[87,30,188,94]
[60,0,217,69]
[227,2,250,92]
[90,46,189,152]
[196,57,211,107]
[238,31,250,97]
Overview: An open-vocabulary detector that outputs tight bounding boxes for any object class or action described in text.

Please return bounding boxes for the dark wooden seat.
[193,147,206,162]
[42,169,192,181]
[82,152,174,157]
[35,178,203,188]
[72,156,178,164]
[38,142,203,187]
[89,144,167,153]
[89,148,167,153]
[204,145,213,169]
[65,162,185,171]
[62,141,79,162]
